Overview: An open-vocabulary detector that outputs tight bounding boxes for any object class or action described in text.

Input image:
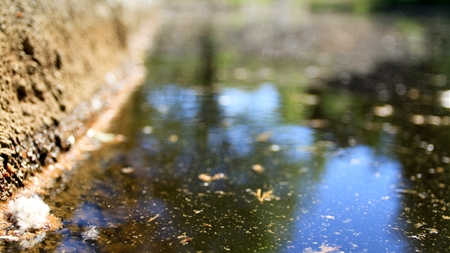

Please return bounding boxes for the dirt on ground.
[0,0,157,200]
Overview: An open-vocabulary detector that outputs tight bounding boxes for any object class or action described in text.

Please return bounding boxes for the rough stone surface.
[0,0,156,200]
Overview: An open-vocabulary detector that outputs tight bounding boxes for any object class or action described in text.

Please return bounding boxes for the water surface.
[17,9,450,253]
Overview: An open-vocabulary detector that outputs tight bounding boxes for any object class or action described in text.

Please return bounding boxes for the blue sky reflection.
[290,145,407,252]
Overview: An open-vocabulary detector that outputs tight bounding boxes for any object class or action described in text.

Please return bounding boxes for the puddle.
[5,9,450,252]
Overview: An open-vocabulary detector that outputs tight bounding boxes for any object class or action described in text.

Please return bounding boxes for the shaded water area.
[9,9,450,252]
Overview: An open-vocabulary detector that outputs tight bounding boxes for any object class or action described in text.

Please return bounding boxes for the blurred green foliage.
[163,0,450,12]
[307,0,450,13]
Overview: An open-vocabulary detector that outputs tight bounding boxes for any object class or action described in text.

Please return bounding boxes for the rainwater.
[11,9,450,252]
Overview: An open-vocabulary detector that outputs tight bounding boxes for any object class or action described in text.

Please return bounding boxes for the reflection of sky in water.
[290,145,406,252]
[219,83,280,125]
[269,125,315,162]
[146,82,280,126]
[147,84,199,122]
[54,82,409,252]
[149,83,404,252]
[144,84,406,251]
[225,124,254,157]
[70,203,109,227]
[56,203,105,252]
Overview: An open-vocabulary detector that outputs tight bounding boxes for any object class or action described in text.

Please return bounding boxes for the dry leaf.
[198,173,227,183]
[254,189,275,204]
[252,164,265,174]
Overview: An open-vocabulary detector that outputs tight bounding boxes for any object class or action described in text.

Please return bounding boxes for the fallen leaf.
[198,173,227,183]
[178,233,192,245]
[254,189,275,204]
[252,164,265,174]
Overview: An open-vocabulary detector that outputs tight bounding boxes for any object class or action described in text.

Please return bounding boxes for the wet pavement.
[5,8,450,253]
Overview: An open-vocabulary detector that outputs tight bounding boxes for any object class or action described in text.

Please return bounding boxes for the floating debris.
[253,189,276,204]
[198,173,227,183]
[82,226,99,241]
[8,195,50,232]
[178,233,192,245]
[303,244,341,253]
[321,215,335,220]
[213,191,229,196]
[414,222,426,229]
[373,104,394,117]
[148,214,160,223]
[168,134,179,143]
[252,164,265,174]
[427,228,439,234]
[87,129,125,143]
[270,144,281,152]
[19,232,46,249]
[396,188,417,195]
[121,167,135,174]
[142,126,153,134]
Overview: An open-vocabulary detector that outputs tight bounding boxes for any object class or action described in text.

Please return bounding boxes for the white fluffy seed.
[8,195,50,232]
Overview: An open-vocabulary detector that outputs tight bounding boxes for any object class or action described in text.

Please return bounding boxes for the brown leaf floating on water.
[178,233,192,245]
[252,164,264,174]
[198,173,227,183]
[254,189,276,204]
